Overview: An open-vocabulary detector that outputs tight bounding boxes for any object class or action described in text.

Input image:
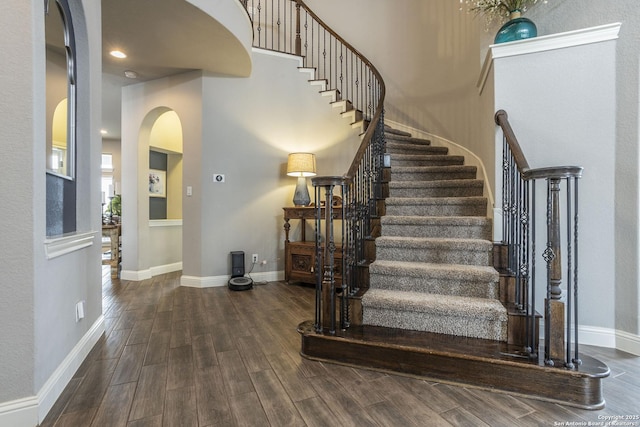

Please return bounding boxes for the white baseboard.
[120,269,152,281]
[577,324,617,349]
[181,270,284,288]
[121,262,182,281]
[37,315,105,422]
[181,274,228,288]
[0,316,105,427]
[616,330,640,356]
[248,270,285,283]
[0,396,38,427]
[537,323,640,356]
[150,262,182,277]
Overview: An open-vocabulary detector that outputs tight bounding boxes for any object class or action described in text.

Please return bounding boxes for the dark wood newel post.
[546,178,565,362]
[322,184,336,334]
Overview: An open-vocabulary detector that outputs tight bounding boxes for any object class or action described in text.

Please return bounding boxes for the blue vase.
[494,12,537,44]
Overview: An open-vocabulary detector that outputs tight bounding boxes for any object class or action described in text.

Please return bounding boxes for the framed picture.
[149,169,166,198]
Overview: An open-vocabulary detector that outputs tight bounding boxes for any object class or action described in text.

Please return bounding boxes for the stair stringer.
[299,67,368,135]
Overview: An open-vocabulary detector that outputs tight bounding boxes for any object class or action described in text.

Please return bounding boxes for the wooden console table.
[283,206,342,285]
[102,224,121,279]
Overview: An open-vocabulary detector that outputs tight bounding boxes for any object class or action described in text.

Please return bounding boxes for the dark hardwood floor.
[41,268,640,426]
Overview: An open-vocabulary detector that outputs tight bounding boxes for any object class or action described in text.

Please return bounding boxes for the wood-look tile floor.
[41,268,640,426]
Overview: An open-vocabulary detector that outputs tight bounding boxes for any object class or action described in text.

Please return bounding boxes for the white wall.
[0,0,38,407]
[0,0,104,424]
[121,72,203,280]
[485,31,618,343]
[524,0,640,356]
[193,49,361,285]
[305,0,484,157]
[121,49,361,286]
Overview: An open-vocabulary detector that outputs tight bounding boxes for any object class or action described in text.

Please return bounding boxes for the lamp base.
[293,176,311,207]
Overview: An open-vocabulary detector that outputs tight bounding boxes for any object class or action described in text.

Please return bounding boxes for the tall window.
[46,0,77,236]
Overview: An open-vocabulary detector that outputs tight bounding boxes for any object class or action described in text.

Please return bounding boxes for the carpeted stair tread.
[369,260,499,298]
[388,179,484,198]
[362,289,508,340]
[375,236,493,266]
[376,236,493,251]
[381,215,491,239]
[385,196,487,206]
[385,197,487,217]
[392,165,477,181]
[384,133,432,145]
[386,142,448,155]
[391,154,465,167]
[363,288,506,318]
[384,127,412,137]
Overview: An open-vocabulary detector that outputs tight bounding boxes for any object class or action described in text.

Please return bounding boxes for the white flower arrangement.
[461,0,549,26]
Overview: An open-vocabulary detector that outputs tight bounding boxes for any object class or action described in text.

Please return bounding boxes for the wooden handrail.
[496,109,583,368]
[293,0,386,179]
[495,109,583,180]
[495,109,530,174]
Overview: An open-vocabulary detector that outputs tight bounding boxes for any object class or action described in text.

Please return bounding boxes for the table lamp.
[286,152,316,206]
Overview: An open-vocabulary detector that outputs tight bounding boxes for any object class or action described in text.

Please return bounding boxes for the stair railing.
[241,0,385,333]
[495,110,582,368]
[244,0,382,124]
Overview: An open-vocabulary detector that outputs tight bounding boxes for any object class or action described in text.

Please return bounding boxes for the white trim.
[44,231,97,260]
[180,270,284,288]
[478,23,622,94]
[0,396,38,427]
[37,316,105,422]
[121,263,182,281]
[616,330,640,356]
[149,219,182,227]
[181,274,228,288]
[577,325,617,349]
[150,262,183,277]
[248,270,285,283]
[120,269,153,281]
[252,46,303,64]
[492,207,503,242]
[536,322,640,356]
[0,316,105,426]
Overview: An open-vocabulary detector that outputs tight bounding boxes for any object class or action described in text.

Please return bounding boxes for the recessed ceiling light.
[110,50,127,59]
[124,70,138,79]
[101,129,108,135]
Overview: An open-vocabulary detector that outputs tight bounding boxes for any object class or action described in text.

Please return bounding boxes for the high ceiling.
[101,0,252,139]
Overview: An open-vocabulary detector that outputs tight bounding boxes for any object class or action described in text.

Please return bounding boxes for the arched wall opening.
[122,106,184,279]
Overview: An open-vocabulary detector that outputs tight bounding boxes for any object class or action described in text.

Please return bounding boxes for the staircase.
[242,0,609,410]
[298,127,609,410]
[362,131,507,342]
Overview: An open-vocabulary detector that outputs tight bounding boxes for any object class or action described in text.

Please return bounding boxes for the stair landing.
[298,321,610,410]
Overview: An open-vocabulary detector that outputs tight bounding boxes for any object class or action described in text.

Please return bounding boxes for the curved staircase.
[297,128,609,410]
[241,0,610,410]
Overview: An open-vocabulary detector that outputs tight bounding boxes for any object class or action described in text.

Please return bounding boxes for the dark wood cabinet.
[283,206,342,285]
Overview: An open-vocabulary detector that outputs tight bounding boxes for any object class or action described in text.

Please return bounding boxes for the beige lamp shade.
[286,153,316,177]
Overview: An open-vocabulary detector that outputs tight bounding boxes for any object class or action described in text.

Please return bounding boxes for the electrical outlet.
[213,174,225,183]
[252,254,258,263]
